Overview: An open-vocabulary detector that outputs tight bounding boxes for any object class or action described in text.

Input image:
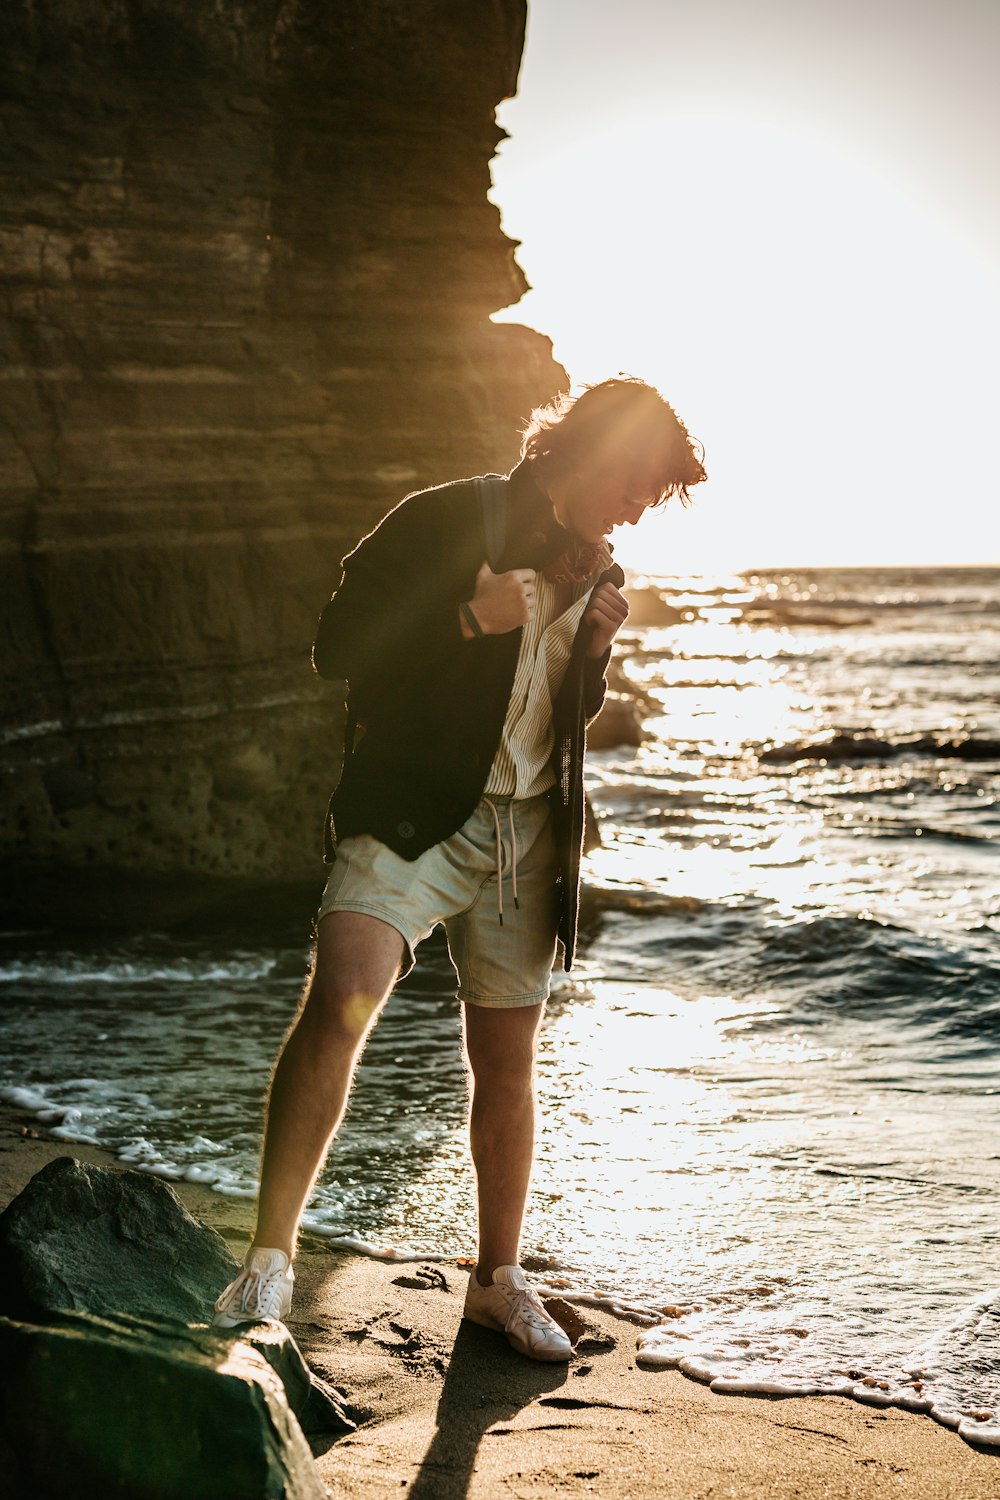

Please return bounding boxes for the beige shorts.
[317,793,557,1008]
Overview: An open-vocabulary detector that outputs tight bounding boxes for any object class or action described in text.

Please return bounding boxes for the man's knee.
[466,1012,540,1089]
[301,910,404,1040]
[303,971,384,1041]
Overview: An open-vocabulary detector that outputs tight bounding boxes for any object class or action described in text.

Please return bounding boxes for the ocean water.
[2,566,998,1447]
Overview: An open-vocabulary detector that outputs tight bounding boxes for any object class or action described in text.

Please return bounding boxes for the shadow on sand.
[408,1319,570,1499]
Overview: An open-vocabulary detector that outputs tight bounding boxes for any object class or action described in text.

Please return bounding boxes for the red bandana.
[542,537,614,585]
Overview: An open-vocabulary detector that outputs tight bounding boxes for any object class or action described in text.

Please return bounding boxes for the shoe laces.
[502,1283,553,1335]
[238,1264,282,1316]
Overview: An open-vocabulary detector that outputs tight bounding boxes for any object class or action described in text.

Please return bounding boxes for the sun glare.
[492,111,1000,572]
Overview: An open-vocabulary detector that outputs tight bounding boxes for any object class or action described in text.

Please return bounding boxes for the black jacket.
[312,462,621,969]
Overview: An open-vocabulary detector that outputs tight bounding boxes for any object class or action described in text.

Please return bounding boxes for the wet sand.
[0,1106,996,1499]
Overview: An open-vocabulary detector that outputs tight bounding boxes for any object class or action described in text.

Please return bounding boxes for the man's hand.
[584,581,629,659]
[459,561,536,638]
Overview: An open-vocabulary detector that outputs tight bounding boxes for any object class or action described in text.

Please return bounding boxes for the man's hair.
[520,376,707,505]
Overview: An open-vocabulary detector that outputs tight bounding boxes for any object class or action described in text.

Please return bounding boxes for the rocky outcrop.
[0,1156,237,1325]
[0,1155,354,1430]
[623,587,693,626]
[1,1311,329,1499]
[0,2,565,910]
[0,1158,356,1495]
[588,693,645,751]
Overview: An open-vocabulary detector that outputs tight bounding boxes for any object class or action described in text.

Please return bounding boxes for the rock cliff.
[0,1,565,914]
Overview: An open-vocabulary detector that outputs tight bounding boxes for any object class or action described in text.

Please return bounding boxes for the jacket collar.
[501,459,573,571]
[504,461,623,589]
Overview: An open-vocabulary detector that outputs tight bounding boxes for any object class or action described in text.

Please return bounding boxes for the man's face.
[558,458,658,544]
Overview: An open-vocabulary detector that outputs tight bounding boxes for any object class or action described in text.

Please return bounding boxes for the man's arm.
[584,578,629,660]
[312,489,468,685]
[313,486,545,684]
[582,645,613,723]
[457,561,538,640]
[581,568,629,722]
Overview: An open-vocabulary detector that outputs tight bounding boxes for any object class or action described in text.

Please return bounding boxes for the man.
[212,377,706,1360]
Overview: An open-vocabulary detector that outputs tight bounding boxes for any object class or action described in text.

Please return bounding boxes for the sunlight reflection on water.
[2,567,998,1435]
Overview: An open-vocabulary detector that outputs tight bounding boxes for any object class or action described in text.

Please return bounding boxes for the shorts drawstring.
[482,797,519,925]
[509,803,519,912]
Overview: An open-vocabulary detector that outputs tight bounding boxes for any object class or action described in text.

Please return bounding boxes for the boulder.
[623,587,688,626]
[242,1320,355,1443]
[606,656,658,713]
[583,794,603,854]
[0,1157,237,1326]
[0,1309,326,1499]
[0,1158,356,1445]
[588,693,645,750]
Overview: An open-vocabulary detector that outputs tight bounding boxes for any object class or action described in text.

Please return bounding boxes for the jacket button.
[397,820,415,839]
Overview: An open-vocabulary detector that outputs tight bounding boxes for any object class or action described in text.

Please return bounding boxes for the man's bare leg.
[463,1001,544,1284]
[252,910,405,1259]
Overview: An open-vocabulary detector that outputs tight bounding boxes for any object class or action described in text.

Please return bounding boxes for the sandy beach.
[1,1105,996,1499]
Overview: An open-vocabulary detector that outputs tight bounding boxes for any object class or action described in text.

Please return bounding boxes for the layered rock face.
[0,1,564,907]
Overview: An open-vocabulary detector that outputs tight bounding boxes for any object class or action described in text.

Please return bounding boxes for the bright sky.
[490,0,1000,571]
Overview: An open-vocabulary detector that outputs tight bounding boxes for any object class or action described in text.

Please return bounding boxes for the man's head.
[520,377,706,544]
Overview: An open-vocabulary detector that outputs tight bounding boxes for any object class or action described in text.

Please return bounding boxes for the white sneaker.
[212,1247,294,1328]
[463,1265,573,1362]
